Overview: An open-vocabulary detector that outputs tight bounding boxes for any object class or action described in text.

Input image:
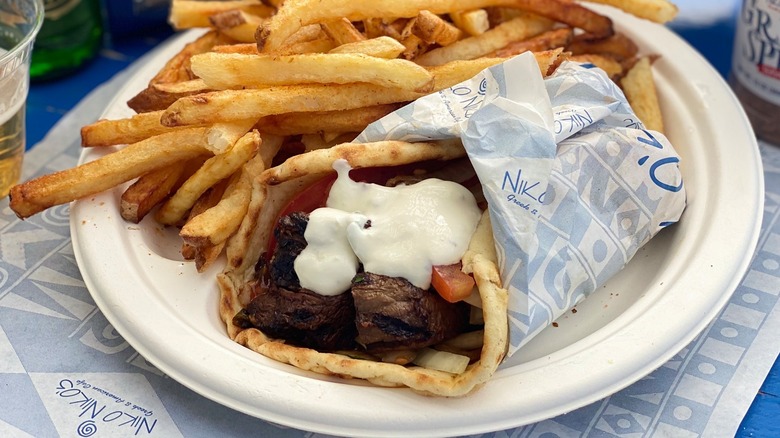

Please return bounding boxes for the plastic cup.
[0,0,44,197]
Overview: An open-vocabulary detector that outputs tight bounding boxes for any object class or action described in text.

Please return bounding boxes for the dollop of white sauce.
[295,159,482,295]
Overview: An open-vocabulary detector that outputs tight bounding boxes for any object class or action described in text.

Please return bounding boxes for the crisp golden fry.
[148,31,219,84]
[121,165,187,223]
[257,0,612,53]
[320,18,366,45]
[190,52,434,91]
[156,130,261,225]
[207,119,259,154]
[181,167,252,248]
[127,31,221,113]
[169,0,274,29]
[257,104,402,135]
[277,37,337,54]
[194,241,226,272]
[415,14,553,66]
[449,9,490,36]
[412,10,462,46]
[429,48,564,88]
[300,132,358,152]
[153,79,210,94]
[181,178,230,266]
[161,83,422,126]
[281,23,328,45]
[162,50,562,126]
[212,42,259,54]
[506,0,613,38]
[400,33,429,60]
[567,32,638,61]
[569,53,624,79]
[256,23,335,54]
[621,56,664,133]
[363,18,403,40]
[328,36,405,58]
[10,128,212,219]
[489,27,573,57]
[210,10,266,43]
[81,111,192,147]
[256,0,506,53]
[582,0,678,23]
[128,79,212,114]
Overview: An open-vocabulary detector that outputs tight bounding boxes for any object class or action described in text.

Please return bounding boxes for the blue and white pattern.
[357,54,685,354]
[0,52,777,438]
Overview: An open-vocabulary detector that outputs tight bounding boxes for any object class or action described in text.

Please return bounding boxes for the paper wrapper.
[355,52,686,356]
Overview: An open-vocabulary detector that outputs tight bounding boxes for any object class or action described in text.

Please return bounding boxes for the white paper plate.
[70,8,763,438]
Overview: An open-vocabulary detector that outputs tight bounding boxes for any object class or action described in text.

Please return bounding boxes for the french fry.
[429,48,564,88]
[256,23,336,55]
[257,0,506,53]
[161,83,422,127]
[156,130,261,225]
[566,32,638,61]
[320,18,366,45]
[207,119,259,154]
[363,18,403,40]
[180,167,252,248]
[121,157,207,224]
[194,241,226,272]
[621,56,664,133]
[300,132,358,152]
[121,164,187,223]
[189,52,434,91]
[146,30,220,85]
[195,132,282,271]
[400,33,429,60]
[415,14,554,66]
[569,53,624,79]
[504,0,613,38]
[169,0,274,29]
[181,178,231,265]
[209,9,266,43]
[276,37,338,55]
[212,42,259,54]
[489,27,573,57]
[328,36,405,59]
[257,104,402,136]
[581,0,678,23]
[81,111,175,147]
[10,128,212,219]
[162,50,562,127]
[127,31,221,113]
[257,0,610,53]
[449,9,490,36]
[127,79,212,114]
[412,10,462,46]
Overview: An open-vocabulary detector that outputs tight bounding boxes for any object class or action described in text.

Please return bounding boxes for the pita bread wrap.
[217,139,509,396]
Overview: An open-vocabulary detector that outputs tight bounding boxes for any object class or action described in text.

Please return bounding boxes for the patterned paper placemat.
[1,48,778,438]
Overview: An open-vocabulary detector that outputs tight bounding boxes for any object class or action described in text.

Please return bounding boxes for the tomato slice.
[431,263,476,303]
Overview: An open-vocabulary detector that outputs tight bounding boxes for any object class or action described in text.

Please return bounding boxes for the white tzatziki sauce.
[294,159,482,296]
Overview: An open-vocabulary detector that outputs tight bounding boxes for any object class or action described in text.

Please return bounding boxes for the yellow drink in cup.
[0,0,44,197]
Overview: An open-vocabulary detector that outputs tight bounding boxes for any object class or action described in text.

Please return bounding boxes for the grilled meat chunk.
[268,211,308,291]
[241,283,358,351]
[351,272,469,352]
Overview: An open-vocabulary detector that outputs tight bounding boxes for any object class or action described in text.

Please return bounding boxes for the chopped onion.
[412,348,470,374]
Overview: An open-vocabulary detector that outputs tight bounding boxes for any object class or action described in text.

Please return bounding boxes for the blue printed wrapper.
[355,52,686,356]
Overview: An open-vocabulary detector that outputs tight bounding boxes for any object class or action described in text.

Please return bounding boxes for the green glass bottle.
[30,0,104,80]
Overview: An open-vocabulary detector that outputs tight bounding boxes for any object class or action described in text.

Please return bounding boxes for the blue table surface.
[23,4,779,437]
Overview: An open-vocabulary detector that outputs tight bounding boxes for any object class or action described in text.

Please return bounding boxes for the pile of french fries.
[9,0,674,271]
